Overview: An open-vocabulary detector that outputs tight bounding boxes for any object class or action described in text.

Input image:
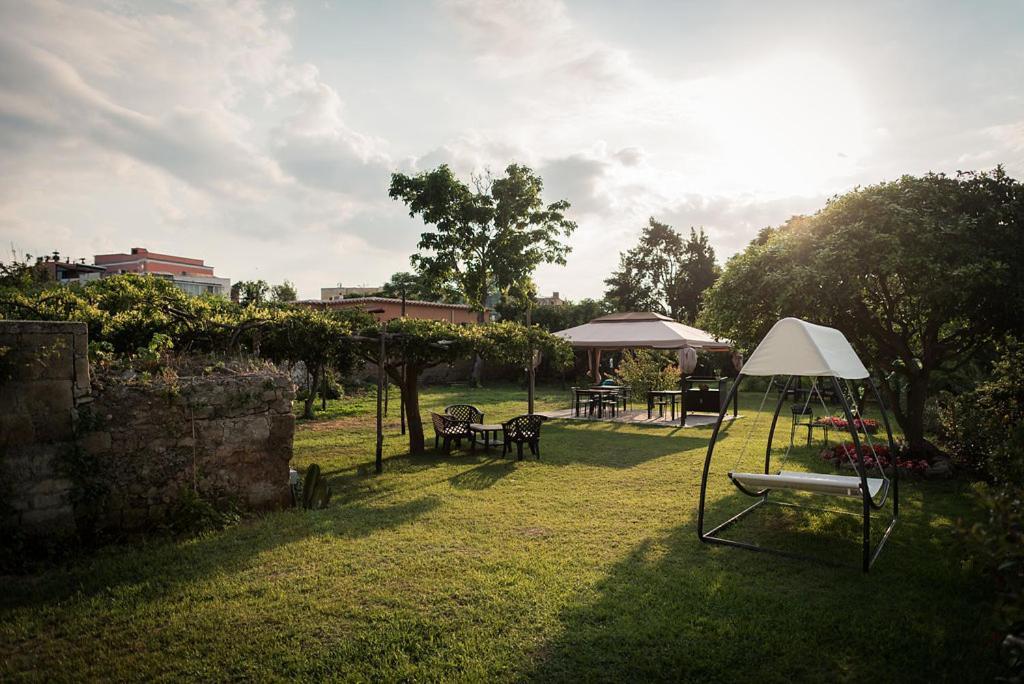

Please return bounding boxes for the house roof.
[740,318,869,379]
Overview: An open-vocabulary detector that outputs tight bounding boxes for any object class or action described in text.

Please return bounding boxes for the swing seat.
[728,470,884,498]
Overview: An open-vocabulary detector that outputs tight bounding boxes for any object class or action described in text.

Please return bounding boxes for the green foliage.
[231,280,270,306]
[604,219,719,323]
[528,298,611,332]
[960,483,1024,670]
[270,280,298,303]
[614,349,681,397]
[167,488,241,535]
[300,464,332,510]
[700,168,1024,452]
[940,337,1024,484]
[389,163,576,315]
[379,271,462,304]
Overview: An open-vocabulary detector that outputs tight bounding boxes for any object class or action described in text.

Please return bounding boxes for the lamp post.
[400,284,407,435]
[366,307,387,474]
[526,301,535,415]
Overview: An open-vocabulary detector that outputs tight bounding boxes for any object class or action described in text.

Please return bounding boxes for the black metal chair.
[445,404,484,425]
[432,412,472,454]
[502,414,547,460]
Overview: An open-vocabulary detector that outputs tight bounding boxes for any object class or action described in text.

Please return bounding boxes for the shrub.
[939,338,1024,485]
[960,484,1024,678]
[614,349,680,397]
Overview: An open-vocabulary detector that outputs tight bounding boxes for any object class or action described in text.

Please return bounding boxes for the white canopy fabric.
[741,318,869,379]
[553,312,732,351]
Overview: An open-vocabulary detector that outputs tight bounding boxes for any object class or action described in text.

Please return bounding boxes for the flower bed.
[820,442,930,474]
[812,416,880,434]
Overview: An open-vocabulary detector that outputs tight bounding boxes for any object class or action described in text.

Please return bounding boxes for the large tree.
[604,219,719,322]
[700,168,1024,456]
[389,164,577,321]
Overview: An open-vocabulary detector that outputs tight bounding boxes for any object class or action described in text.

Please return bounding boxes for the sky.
[1,0,1022,301]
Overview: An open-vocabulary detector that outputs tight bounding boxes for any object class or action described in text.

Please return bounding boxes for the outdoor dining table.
[647,390,683,423]
[469,423,503,450]
[573,387,619,418]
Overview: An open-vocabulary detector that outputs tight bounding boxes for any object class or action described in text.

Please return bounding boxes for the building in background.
[93,247,230,296]
[320,285,381,301]
[299,296,486,324]
[535,291,565,307]
[34,252,106,284]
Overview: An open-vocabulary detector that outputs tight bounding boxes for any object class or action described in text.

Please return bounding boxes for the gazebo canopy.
[554,312,731,351]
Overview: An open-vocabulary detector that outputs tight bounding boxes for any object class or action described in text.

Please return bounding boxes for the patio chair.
[502,414,548,460]
[431,412,472,454]
[445,404,484,424]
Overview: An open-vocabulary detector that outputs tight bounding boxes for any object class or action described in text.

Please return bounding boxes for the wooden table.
[647,390,682,421]
[469,423,503,450]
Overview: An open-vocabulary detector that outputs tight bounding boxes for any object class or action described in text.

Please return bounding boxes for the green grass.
[0,384,995,682]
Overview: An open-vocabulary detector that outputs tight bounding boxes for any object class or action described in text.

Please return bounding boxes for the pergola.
[554,312,734,381]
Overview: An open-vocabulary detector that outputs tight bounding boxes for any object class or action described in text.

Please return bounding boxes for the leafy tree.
[676,228,720,324]
[231,280,269,307]
[389,163,577,321]
[378,271,462,303]
[604,219,719,322]
[700,168,1024,456]
[270,280,298,303]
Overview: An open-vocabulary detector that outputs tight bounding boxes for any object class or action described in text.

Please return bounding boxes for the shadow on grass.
[0,492,441,613]
[525,484,992,682]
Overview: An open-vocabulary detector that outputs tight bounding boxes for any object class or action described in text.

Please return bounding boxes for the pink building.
[94,247,230,297]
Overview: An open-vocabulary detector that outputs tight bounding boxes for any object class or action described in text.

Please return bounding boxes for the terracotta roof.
[297,297,477,311]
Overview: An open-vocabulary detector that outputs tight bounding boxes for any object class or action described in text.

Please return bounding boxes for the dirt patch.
[298,415,381,433]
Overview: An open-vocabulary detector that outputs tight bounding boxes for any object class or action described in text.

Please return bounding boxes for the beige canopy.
[554,312,733,381]
[555,312,732,351]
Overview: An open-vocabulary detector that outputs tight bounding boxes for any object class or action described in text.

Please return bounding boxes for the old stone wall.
[0,320,296,538]
[79,372,295,530]
[0,321,88,534]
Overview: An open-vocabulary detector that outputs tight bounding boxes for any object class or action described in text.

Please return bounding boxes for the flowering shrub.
[813,416,880,434]
[820,441,930,474]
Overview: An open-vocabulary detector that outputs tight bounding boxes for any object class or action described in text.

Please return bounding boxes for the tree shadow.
[524,484,992,682]
[447,459,517,490]
[0,492,441,613]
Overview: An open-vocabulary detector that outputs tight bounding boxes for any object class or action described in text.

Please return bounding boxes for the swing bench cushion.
[728,470,884,498]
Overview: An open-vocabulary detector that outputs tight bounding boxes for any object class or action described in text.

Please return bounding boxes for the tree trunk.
[402,369,425,454]
[903,372,938,457]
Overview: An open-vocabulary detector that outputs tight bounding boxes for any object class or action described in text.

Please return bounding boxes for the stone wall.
[0,320,296,538]
[79,372,295,530]
[0,321,88,535]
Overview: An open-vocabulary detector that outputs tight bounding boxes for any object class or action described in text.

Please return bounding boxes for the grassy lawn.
[0,384,994,682]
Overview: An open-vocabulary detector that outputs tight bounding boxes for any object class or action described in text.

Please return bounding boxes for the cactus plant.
[300,464,332,510]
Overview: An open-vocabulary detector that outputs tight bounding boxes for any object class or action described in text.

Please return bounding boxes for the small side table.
[469,423,503,451]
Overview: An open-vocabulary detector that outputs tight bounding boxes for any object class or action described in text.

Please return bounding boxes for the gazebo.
[554,312,737,425]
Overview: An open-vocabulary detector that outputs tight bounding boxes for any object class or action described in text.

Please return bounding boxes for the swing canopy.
[740,318,868,379]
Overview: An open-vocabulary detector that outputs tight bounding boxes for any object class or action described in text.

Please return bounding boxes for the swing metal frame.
[696,373,899,572]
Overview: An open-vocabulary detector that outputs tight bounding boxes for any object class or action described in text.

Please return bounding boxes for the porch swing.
[696,318,899,572]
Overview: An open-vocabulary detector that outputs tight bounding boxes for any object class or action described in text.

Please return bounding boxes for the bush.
[614,349,680,397]
[961,484,1024,678]
[940,338,1024,485]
